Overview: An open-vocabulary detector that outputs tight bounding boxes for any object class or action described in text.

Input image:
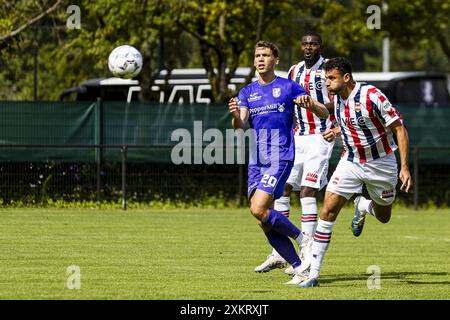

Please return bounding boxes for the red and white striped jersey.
[334,82,401,163]
[288,56,334,136]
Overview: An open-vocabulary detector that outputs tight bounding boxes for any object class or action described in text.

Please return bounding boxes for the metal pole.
[239,164,243,208]
[121,88,132,210]
[382,3,390,73]
[121,146,127,210]
[413,146,419,210]
[96,98,102,202]
[382,37,390,73]
[33,26,38,101]
[96,155,101,202]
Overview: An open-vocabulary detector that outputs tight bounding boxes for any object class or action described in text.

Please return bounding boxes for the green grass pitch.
[0,206,448,299]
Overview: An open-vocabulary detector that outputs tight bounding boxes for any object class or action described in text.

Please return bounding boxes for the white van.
[60,69,449,106]
[59,77,141,102]
[148,68,289,104]
[59,68,287,104]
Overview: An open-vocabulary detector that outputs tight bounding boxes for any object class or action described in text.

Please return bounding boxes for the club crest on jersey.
[354,102,361,112]
[272,88,281,98]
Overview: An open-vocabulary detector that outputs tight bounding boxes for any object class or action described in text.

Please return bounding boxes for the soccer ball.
[108,45,143,79]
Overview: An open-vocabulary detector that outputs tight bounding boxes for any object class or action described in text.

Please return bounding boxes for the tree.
[382,0,450,64]
[1,0,448,101]
[0,0,63,42]
[0,0,189,100]
[168,0,291,102]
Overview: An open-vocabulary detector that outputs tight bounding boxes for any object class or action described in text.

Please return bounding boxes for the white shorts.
[326,153,398,206]
[286,134,335,191]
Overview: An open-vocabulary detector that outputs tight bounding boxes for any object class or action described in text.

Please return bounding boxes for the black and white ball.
[108,45,142,79]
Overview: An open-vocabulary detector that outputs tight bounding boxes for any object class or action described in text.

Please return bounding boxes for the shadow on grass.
[320,271,450,286]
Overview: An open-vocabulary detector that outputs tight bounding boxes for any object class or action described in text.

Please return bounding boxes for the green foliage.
[383,0,449,46]
[0,1,448,101]
[0,194,241,209]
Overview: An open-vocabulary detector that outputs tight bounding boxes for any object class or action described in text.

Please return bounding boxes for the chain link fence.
[0,145,244,208]
[0,101,449,209]
[0,144,446,209]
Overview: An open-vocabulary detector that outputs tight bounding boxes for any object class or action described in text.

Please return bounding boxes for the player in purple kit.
[255,32,336,283]
[228,41,329,283]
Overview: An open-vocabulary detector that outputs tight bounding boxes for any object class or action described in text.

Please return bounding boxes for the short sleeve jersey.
[334,82,401,163]
[288,56,335,135]
[237,76,309,165]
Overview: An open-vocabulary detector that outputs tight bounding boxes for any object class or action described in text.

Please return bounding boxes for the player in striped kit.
[255,32,336,284]
[298,57,413,288]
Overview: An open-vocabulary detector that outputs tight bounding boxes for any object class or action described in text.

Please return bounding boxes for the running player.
[228,41,329,284]
[298,57,412,288]
[255,32,335,284]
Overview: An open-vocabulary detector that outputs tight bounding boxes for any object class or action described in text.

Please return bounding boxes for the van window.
[149,68,287,104]
[394,77,449,106]
[61,70,450,106]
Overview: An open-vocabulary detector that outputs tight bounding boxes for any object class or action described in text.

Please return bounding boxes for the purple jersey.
[237,76,309,165]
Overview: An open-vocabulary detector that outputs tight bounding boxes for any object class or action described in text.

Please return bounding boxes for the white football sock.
[358,197,375,217]
[300,197,318,240]
[309,219,335,279]
[274,196,290,217]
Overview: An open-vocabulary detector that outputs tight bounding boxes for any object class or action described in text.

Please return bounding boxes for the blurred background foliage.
[0,0,448,102]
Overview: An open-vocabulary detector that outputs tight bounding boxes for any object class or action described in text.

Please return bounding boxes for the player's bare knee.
[319,207,336,222]
[250,204,267,221]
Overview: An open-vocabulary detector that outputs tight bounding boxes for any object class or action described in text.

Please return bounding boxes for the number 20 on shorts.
[261,174,277,187]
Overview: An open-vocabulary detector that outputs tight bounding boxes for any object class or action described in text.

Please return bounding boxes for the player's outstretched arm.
[229,97,249,129]
[389,120,413,193]
[294,95,329,119]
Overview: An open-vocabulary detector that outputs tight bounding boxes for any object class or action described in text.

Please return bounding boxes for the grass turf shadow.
[319,271,450,286]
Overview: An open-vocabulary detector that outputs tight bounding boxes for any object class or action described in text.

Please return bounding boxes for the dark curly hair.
[324,57,353,76]
[254,41,280,58]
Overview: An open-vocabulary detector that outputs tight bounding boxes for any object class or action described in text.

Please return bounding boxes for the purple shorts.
[247,160,293,200]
